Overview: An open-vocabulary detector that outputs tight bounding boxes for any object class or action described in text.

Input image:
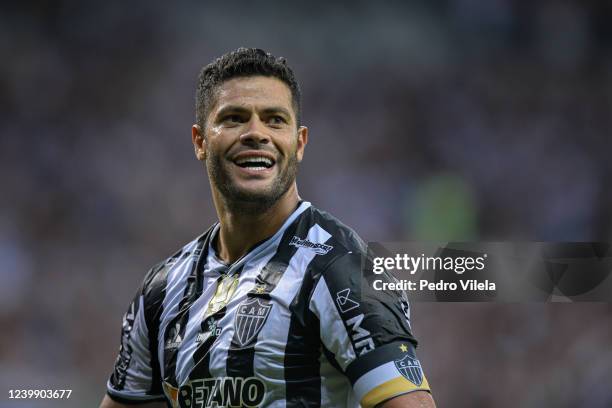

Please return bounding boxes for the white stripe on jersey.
[157,240,200,380]
[124,295,154,391]
[254,223,332,407]
[309,277,357,371]
[174,240,227,385]
[319,348,353,407]
[205,252,275,380]
[106,295,159,400]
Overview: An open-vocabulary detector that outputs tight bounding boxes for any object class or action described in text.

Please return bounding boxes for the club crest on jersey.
[289,236,333,255]
[233,298,272,348]
[394,354,423,386]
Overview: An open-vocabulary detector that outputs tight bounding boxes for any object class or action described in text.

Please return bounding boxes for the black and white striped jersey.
[107,201,431,408]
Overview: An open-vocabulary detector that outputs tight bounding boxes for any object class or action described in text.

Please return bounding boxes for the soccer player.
[100,48,435,408]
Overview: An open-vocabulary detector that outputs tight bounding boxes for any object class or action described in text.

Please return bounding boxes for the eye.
[223,114,243,123]
[268,115,286,126]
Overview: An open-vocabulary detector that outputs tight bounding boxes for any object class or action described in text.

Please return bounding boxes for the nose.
[239,116,270,146]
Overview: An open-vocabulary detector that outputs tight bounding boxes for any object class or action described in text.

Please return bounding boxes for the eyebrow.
[214,105,293,120]
[260,107,292,118]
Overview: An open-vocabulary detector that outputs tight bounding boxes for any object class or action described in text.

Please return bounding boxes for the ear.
[192,124,207,161]
[296,126,308,162]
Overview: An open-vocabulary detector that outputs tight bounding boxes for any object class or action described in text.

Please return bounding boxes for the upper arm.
[106,264,167,404]
[99,394,167,408]
[309,252,433,408]
[379,390,436,408]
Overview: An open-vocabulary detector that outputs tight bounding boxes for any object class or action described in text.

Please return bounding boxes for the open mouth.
[233,156,275,171]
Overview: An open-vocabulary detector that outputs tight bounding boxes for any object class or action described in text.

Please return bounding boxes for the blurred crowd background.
[1,1,611,407]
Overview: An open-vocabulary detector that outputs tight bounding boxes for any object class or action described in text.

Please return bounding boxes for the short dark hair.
[196,48,301,128]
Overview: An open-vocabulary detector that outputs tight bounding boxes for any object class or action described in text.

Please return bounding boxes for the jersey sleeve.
[309,252,431,408]
[106,266,166,404]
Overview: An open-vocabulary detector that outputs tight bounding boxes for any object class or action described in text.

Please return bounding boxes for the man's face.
[192,76,307,209]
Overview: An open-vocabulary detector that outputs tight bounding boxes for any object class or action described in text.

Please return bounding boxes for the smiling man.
[101,48,435,408]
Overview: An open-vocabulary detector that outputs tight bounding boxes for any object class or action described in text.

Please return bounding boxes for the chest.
[159,263,316,386]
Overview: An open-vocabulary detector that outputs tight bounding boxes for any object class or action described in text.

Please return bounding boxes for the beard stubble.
[206,147,299,214]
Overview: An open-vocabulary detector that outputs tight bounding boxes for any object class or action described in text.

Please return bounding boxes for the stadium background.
[1,1,611,407]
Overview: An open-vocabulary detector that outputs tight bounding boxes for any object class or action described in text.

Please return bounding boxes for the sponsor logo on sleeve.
[400,297,411,328]
[335,288,360,313]
[346,314,375,355]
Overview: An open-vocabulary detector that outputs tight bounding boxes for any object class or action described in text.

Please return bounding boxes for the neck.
[212,184,300,264]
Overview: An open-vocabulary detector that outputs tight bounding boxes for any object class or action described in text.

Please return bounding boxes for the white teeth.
[235,157,273,166]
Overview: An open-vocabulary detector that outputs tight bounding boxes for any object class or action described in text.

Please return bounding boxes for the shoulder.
[298,205,368,269]
[139,225,215,303]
